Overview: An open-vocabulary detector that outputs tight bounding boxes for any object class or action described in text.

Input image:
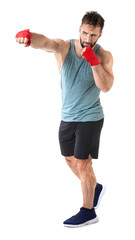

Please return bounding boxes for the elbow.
[102,78,114,93]
[102,87,110,93]
[97,84,111,93]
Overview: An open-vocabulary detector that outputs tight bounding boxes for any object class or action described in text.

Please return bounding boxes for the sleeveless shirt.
[60,39,104,122]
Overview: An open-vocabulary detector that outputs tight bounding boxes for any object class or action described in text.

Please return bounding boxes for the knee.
[76,159,90,174]
[76,157,93,176]
[77,160,96,182]
[76,155,92,170]
[65,156,75,166]
[65,156,74,161]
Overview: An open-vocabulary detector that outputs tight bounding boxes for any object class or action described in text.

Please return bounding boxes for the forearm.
[82,47,114,92]
[92,64,113,92]
[30,33,49,50]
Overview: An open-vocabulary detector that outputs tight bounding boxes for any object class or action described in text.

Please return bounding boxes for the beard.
[80,37,98,48]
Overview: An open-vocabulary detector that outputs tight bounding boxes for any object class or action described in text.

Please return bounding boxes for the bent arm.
[92,50,114,92]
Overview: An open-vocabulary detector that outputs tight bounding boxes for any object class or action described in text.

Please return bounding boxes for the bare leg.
[76,155,96,209]
[65,155,96,209]
[65,156,80,179]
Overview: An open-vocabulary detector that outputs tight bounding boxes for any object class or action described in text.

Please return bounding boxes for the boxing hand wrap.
[83,47,100,66]
[16,29,31,45]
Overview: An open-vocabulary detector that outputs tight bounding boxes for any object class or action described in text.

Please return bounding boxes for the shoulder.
[98,47,113,65]
[53,38,70,52]
[54,40,71,71]
[54,39,70,62]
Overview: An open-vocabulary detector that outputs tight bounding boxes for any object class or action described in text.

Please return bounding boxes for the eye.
[83,31,87,35]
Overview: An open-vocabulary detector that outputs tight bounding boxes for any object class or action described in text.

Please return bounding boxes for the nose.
[86,35,92,43]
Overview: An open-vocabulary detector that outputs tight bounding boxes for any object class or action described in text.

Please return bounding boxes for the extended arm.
[15,29,60,53]
[30,33,59,52]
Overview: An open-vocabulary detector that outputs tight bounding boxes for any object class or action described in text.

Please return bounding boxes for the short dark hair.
[81,11,105,32]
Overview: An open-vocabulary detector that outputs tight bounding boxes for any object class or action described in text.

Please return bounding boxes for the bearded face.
[80,37,98,48]
[79,24,102,48]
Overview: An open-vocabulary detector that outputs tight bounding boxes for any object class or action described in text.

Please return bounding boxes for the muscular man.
[16,11,114,228]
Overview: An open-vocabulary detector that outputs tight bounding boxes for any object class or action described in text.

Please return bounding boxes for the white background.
[0,0,135,239]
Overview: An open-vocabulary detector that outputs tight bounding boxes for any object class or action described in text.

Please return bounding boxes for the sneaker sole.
[64,216,99,228]
[94,185,106,209]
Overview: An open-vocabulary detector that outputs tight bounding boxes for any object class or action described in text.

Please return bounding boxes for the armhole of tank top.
[60,40,72,73]
[70,39,75,51]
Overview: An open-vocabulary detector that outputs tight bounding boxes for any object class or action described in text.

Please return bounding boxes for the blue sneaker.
[63,207,99,228]
[94,183,106,209]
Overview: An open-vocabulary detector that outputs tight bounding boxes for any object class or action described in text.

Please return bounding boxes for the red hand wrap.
[83,47,100,66]
[16,29,31,45]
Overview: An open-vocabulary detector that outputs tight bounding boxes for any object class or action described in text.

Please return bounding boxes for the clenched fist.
[15,29,31,47]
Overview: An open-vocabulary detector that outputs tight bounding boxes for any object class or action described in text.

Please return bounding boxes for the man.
[16,11,114,228]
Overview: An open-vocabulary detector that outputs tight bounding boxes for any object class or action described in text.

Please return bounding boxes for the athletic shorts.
[58,119,104,160]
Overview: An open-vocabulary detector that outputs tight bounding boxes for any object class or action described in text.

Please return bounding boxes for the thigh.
[74,119,104,160]
[59,121,77,157]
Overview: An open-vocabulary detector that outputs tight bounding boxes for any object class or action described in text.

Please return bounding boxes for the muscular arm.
[82,46,114,92]
[91,49,114,92]
[16,29,62,53]
[15,29,70,71]
[30,33,59,52]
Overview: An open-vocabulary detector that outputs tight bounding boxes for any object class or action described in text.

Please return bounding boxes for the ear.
[79,26,81,33]
[99,32,103,38]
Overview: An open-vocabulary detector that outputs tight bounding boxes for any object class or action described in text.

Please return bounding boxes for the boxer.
[16,11,114,228]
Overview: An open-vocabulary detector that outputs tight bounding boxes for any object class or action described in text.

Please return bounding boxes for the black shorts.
[58,119,104,160]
